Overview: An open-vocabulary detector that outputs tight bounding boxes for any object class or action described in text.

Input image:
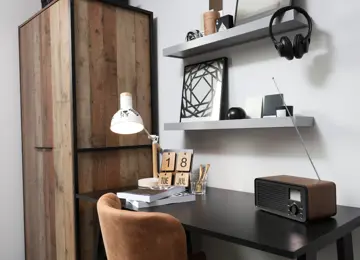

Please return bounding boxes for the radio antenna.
[272,77,321,181]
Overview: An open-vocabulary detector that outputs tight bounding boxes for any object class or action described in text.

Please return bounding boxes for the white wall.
[132,0,360,259]
[0,1,40,259]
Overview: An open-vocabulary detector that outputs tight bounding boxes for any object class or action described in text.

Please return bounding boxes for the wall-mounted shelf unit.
[164,116,315,131]
[163,10,307,59]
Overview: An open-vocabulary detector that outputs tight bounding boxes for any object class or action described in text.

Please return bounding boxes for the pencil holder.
[190,170,208,195]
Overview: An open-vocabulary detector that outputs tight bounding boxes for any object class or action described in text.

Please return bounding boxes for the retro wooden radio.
[255,175,336,222]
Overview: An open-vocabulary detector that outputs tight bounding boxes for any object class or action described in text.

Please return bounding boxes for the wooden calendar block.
[174,173,189,187]
[158,172,172,186]
[176,152,193,172]
[160,152,176,172]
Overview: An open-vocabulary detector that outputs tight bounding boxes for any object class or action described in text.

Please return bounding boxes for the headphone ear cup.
[279,36,294,60]
[293,34,305,59]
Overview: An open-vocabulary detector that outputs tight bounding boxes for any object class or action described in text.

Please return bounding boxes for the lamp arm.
[143,127,159,144]
[142,127,161,179]
[127,109,160,178]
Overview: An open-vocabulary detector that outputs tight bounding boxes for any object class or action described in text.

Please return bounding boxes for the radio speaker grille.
[256,180,288,213]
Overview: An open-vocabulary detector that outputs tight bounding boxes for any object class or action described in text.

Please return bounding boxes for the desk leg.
[337,233,354,260]
[186,230,193,254]
[297,252,316,260]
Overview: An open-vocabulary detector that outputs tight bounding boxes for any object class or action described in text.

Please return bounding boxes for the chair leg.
[93,220,100,260]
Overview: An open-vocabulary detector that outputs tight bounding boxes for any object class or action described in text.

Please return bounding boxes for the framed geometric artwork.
[235,0,291,26]
[180,57,228,122]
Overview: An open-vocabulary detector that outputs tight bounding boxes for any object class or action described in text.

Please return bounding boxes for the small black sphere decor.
[41,0,54,8]
[226,107,246,120]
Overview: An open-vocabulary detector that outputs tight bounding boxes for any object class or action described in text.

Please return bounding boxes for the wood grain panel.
[20,14,44,260]
[116,7,137,146]
[78,148,152,260]
[50,0,75,259]
[19,20,38,259]
[135,12,152,145]
[40,8,54,147]
[88,1,106,147]
[20,0,75,259]
[74,0,152,149]
[103,4,119,147]
[74,0,91,148]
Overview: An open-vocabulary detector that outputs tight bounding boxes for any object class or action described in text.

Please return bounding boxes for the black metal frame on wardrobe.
[69,1,157,258]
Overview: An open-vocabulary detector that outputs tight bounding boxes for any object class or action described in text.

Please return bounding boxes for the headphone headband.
[269,6,313,44]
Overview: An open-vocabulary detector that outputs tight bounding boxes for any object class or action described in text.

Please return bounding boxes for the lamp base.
[138,178,159,188]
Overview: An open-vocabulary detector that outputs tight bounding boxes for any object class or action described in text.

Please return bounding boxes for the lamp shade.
[110,92,144,135]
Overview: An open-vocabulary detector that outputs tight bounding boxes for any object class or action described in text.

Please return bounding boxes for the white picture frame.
[235,0,291,26]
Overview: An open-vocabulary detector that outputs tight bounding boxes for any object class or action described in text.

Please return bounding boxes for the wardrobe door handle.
[35,147,53,151]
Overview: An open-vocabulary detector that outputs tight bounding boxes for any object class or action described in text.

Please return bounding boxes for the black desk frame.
[77,188,360,260]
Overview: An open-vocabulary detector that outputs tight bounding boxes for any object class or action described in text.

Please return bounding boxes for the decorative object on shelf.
[261,94,284,118]
[110,92,161,185]
[216,15,234,32]
[180,57,228,122]
[276,105,293,117]
[210,0,223,11]
[269,6,313,60]
[190,164,211,195]
[186,30,203,42]
[245,96,263,118]
[41,0,54,8]
[235,0,290,26]
[226,107,247,120]
[204,10,220,35]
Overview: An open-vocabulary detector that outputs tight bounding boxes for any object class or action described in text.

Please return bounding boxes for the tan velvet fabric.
[97,193,188,260]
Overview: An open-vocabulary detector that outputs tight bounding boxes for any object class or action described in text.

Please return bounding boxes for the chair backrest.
[97,193,188,260]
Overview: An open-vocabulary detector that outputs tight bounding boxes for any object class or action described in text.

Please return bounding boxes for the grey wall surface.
[131,0,360,259]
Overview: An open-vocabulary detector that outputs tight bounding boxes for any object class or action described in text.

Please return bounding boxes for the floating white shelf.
[164,117,315,131]
[163,10,307,59]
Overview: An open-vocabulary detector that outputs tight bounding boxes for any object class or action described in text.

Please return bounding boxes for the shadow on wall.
[184,124,327,159]
[185,36,280,68]
[307,29,335,87]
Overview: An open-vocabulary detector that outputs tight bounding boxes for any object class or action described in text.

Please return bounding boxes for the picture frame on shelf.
[234,0,291,26]
[180,57,228,123]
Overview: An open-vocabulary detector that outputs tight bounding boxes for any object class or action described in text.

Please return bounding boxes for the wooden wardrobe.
[19,0,155,259]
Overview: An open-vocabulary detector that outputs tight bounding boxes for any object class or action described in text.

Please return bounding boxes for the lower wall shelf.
[164,116,315,131]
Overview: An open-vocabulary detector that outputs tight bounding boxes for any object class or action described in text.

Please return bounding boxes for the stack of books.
[117,186,195,209]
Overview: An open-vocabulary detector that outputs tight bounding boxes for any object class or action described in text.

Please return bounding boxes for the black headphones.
[269,6,313,60]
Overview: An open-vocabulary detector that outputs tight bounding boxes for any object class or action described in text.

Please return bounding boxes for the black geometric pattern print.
[180,58,226,121]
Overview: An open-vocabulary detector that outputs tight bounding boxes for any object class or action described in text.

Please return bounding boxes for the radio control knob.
[289,204,299,215]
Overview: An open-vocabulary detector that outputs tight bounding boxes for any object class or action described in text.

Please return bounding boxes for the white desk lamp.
[110,92,160,188]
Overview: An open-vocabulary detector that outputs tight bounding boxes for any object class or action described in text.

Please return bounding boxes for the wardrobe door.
[74,0,153,149]
[19,0,75,259]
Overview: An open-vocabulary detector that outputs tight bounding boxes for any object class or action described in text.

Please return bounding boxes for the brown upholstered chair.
[97,193,206,260]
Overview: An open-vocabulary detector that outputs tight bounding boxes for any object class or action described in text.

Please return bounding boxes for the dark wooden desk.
[77,187,360,260]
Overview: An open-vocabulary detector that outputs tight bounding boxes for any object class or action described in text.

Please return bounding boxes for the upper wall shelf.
[163,10,307,59]
[164,117,315,131]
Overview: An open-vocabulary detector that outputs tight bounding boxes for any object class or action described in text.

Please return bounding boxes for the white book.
[117,186,186,203]
[128,192,196,209]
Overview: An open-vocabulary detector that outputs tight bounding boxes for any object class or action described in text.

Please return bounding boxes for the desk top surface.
[77,187,360,258]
